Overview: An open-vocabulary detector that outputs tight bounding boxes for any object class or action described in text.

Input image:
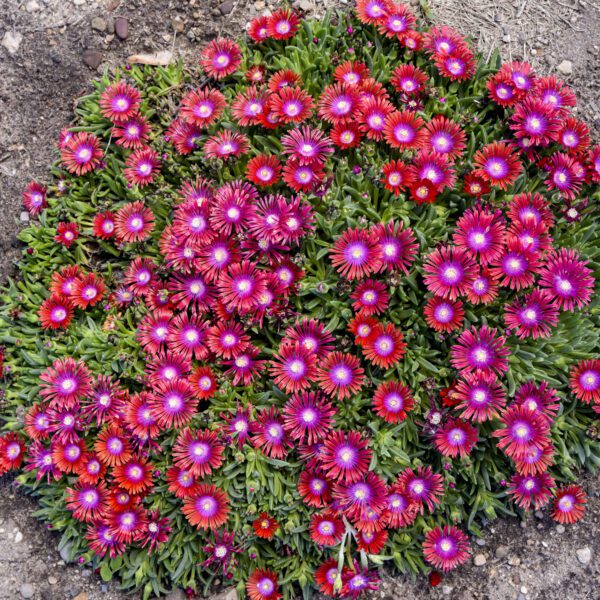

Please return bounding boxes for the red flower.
[246,154,282,187]
[372,381,414,423]
[60,132,103,175]
[246,569,281,600]
[267,8,300,40]
[362,323,406,369]
[114,201,155,243]
[124,146,161,187]
[550,485,587,524]
[316,352,365,400]
[384,110,425,149]
[200,38,241,79]
[330,227,382,281]
[309,511,344,546]
[55,221,79,248]
[180,88,226,127]
[182,484,230,529]
[434,419,478,458]
[423,525,470,572]
[112,456,154,494]
[253,512,279,540]
[39,295,74,330]
[99,82,141,122]
[172,428,224,478]
[472,142,523,190]
[321,430,372,483]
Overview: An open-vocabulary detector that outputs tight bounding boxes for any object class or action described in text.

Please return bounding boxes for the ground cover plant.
[1,1,600,598]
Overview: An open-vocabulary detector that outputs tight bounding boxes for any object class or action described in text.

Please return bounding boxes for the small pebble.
[508,556,521,566]
[14,530,23,543]
[521,586,528,594]
[2,31,23,54]
[218,0,234,15]
[25,0,40,11]
[48,576,58,585]
[115,16,129,40]
[82,49,103,69]
[534,510,544,520]
[474,554,487,566]
[495,545,509,559]
[20,584,34,599]
[476,538,486,546]
[557,60,573,75]
[576,547,592,565]
[91,17,107,32]
[556,525,565,534]
[442,585,453,595]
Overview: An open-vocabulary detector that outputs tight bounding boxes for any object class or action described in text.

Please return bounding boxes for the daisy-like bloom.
[183,484,230,530]
[510,97,559,146]
[200,38,241,79]
[198,238,240,283]
[450,325,510,377]
[281,125,333,166]
[463,173,491,197]
[267,7,299,39]
[534,75,576,113]
[112,114,151,149]
[246,569,281,600]
[331,122,363,150]
[253,512,279,540]
[314,559,342,596]
[114,201,155,243]
[372,381,414,424]
[434,45,476,80]
[223,345,266,386]
[490,237,541,290]
[283,158,325,192]
[423,525,470,572]
[124,257,156,297]
[508,192,554,229]
[334,60,370,86]
[376,1,416,37]
[385,483,419,529]
[556,117,590,155]
[204,130,250,159]
[395,466,445,513]
[247,14,270,42]
[269,86,313,123]
[511,435,554,472]
[350,279,390,316]
[172,428,224,478]
[40,357,92,409]
[75,452,106,484]
[39,294,74,330]
[538,248,594,311]
[298,469,332,507]
[434,419,478,458]
[423,245,476,301]
[357,97,395,141]
[246,154,282,187]
[268,69,302,93]
[0,433,25,473]
[25,441,60,482]
[320,430,372,484]
[166,466,201,499]
[99,82,141,122]
[330,227,382,281]
[370,221,418,275]
[65,480,108,522]
[180,87,226,127]
[508,220,552,255]
[55,221,79,248]
[218,261,267,313]
[124,146,161,187]
[569,359,600,404]
[383,110,425,149]
[201,530,241,575]
[424,296,464,333]
[310,511,344,547]
[454,372,506,422]
[341,562,380,598]
[231,86,268,126]
[86,522,126,559]
[108,505,148,544]
[318,82,361,124]
[357,528,388,554]
[172,200,213,244]
[169,273,214,314]
[544,152,584,199]
[277,195,315,244]
[316,352,365,400]
[60,132,103,175]
[92,211,116,239]
[472,142,523,190]
[24,404,52,441]
[150,379,197,430]
[453,208,505,266]
[51,440,86,473]
[112,456,154,494]
[504,289,559,339]
[390,64,428,96]
[138,510,171,554]
[205,322,249,360]
[362,323,406,369]
[550,485,587,524]
[494,405,551,459]
[355,0,388,25]
[123,391,161,440]
[211,180,258,235]
[423,116,466,160]
[465,270,499,305]
[333,471,387,522]
[283,319,335,359]
[166,313,209,361]
[381,159,415,195]
[94,425,132,466]
[251,406,290,459]
[136,309,172,354]
[22,181,48,215]
[167,118,203,154]
[507,472,556,510]
[282,392,336,444]
[589,145,600,184]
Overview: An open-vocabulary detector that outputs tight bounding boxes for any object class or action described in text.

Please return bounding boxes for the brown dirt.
[0,0,598,598]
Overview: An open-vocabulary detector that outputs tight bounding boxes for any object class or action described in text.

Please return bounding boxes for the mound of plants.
[1,1,599,598]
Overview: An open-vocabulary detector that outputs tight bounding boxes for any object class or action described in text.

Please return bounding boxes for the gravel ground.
[0,0,599,598]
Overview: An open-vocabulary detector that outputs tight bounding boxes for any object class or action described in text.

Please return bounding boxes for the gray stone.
[115,17,129,40]
[576,547,592,565]
[495,545,510,559]
[534,510,544,519]
[2,31,23,55]
[557,60,573,75]
[476,537,486,546]
[59,541,73,562]
[211,589,237,600]
[165,590,186,600]
[218,1,234,15]
[474,553,487,566]
[20,584,34,599]
[442,586,453,595]
[82,49,103,69]
[48,576,58,585]
[14,529,23,543]
[106,17,115,34]
[556,524,565,534]
[91,17,107,33]
[25,0,40,11]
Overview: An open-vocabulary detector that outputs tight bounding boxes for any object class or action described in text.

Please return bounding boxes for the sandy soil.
[0,0,598,598]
